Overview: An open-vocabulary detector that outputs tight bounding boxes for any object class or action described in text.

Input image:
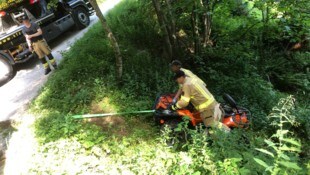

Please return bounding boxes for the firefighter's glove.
[172,98,177,105]
[168,104,178,111]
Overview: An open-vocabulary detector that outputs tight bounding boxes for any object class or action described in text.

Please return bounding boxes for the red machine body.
[153,94,250,129]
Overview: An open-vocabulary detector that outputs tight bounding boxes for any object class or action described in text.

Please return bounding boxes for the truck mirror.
[0,11,6,17]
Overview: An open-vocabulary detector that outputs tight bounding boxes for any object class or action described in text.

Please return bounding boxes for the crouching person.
[170,71,230,132]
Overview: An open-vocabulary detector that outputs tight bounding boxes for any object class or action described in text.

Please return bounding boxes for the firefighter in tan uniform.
[21,16,57,75]
[170,60,206,103]
[170,71,230,132]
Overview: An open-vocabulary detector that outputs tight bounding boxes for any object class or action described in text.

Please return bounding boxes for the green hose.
[72,110,155,119]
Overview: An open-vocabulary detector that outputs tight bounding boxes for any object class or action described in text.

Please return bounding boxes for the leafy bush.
[24,0,309,174]
[254,96,306,174]
[0,0,23,10]
[107,0,160,51]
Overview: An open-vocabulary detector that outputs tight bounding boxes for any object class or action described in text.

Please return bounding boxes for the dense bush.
[107,1,161,51]
[0,0,23,10]
[26,0,309,174]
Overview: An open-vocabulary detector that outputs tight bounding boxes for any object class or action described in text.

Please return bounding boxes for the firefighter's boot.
[40,58,51,75]
[44,67,51,75]
[47,54,57,69]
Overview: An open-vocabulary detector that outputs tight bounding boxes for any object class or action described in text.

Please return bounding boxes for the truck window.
[0,13,18,35]
[23,2,41,19]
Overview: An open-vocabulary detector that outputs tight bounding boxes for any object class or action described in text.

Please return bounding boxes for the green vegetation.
[0,0,23,10]
[4,0,309,174]
[97,0,107,4]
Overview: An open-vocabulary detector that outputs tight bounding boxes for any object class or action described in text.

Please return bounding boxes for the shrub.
[254,96,305,174]
[107,0,160,51]
[25,0,309,174]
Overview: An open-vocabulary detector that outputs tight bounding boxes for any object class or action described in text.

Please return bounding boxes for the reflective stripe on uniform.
[175,103,181,109]
[181,68,190,76]
[43,63,49,69]
[180,96,190,102]
[195,98,215,110]
[193,81,211,99]
[181,68,206,87]
[192,79,215,110]
[49,58,56,64]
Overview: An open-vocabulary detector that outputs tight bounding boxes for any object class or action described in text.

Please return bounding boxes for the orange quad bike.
[153,93,251,132]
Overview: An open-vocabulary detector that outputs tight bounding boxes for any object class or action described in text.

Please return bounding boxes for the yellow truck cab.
[0,0,93,86]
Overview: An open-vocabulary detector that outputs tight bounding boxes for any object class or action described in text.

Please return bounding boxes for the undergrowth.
[12,0,309,174]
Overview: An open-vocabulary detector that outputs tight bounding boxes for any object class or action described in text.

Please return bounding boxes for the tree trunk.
[202,0,213,47]
[152,0,173,60]
[202,12,212,47]
[165,0,176,43]
[259,4,270,72]
[89,0,123,83]
[165,0,180,58]
[192,1,201,54]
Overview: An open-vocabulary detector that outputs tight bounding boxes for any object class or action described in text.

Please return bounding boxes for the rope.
[72,110,155,119]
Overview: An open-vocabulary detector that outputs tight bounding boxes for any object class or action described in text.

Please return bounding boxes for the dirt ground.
[0,121,15,174]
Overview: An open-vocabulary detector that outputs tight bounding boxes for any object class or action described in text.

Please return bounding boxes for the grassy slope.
[4,1,309,174]
[5,22,181,174]
[4,23,166,174]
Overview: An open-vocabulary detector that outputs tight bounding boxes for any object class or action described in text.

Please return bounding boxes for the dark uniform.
[22,22,57,74]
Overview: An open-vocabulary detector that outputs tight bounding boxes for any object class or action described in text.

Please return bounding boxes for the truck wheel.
[73,7,90,30]
[0,58,13,86]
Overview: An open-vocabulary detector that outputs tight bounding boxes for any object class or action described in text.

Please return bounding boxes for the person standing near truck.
[39,0,49,17]
[29,0,49,17]
[21,15,57,75]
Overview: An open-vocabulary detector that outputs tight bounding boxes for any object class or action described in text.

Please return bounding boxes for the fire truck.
[0,0,94,86]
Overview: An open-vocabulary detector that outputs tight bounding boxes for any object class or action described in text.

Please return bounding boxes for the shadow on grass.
[33,109,157,150]
[29,19,172,151]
